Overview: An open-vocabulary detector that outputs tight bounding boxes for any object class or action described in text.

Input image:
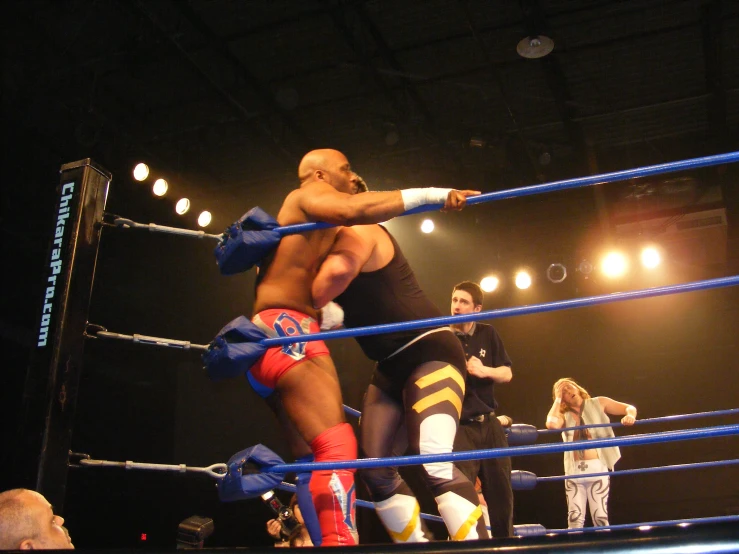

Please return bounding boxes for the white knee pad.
[419,413,456,480]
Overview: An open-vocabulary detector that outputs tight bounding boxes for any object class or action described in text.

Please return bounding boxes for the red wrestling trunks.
[249,309,330,391]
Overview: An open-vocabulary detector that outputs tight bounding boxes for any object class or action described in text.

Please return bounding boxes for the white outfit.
[561,398,619,529]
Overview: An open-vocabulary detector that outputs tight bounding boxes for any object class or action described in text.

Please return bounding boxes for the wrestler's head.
[0,489,74,550]
[298,149,358,194]
[552,378,590,411]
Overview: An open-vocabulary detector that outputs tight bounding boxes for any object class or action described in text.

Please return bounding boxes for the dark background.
[1,0,738,548]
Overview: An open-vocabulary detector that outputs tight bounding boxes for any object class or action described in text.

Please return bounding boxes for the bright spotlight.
[641,246,661,269]
[198,211,212,227]
[601,251,628,278]
[133,163,149,181]
[152,178,168,197]
[175,198,191,215]
[480,276,499,292]
[514,270,532,290]
[420,219,434,233]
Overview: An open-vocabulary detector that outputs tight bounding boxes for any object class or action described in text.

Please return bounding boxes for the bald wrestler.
[249,148,478,546]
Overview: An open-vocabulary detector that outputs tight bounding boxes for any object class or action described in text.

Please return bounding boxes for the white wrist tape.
[547,416,562,425]
[400,188,452,211]
[319,301,344,330]
[553,397,561,404]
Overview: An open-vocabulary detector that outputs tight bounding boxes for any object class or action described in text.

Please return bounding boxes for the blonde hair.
[552,378,591,415]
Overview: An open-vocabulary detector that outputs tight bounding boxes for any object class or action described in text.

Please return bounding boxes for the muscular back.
[253,186,338,317]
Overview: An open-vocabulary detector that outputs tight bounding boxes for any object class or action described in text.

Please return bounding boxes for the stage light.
[546,263,567,283]
[420,219,434,233]
[577,259,593,277]
[480,276,499,292]
[133,163,149,181]
[198,211,212,227]
[175,198,190,215]
[514,270,532,290]
[152,178,168,197]
[601,251,628,278]
[641,246,661,269]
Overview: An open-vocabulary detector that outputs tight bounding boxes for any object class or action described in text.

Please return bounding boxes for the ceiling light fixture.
[152,178,168,197]
[133,163,149,181]
[175,198,191,215]
[198,211,212,227]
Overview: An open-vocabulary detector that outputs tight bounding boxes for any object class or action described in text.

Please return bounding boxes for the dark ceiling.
[4,0,739,228]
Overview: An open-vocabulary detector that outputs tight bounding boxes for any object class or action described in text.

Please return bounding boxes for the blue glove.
[215,207,281,275]
[218,445,285,502]
[203,316,269,381]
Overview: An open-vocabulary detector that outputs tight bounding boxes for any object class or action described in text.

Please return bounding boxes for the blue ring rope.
[277,151,739,236]
[342,406,739,430]
[537,458,739,483]
[538,407,739,435]
[262,275,739,346]
[264,423,739,473]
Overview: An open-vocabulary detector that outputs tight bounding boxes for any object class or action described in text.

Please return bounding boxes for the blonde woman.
[545,378,637,528]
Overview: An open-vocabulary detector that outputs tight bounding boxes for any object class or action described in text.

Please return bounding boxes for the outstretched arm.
[297,182,479,226]
[597,396,637,425]
[312,227,375,308]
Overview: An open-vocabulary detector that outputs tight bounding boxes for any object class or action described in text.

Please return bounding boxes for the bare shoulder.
[277,188,310,224]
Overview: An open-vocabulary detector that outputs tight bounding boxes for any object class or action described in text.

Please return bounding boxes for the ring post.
[19,159,110,512]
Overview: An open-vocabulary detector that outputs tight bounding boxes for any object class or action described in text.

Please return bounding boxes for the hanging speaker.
[516,35,555,59]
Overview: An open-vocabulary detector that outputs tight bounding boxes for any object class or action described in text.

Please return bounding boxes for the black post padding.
[19,159,110,512]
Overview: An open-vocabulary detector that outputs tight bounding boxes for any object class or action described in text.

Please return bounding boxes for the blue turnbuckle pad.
[511,470,537,490]
[203,316,269,381]
[507,423,538,446]
[218,445,286,502]
[215,207,281,275]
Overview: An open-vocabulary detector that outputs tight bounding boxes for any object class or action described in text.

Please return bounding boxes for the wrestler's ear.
[314,169,326,181]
